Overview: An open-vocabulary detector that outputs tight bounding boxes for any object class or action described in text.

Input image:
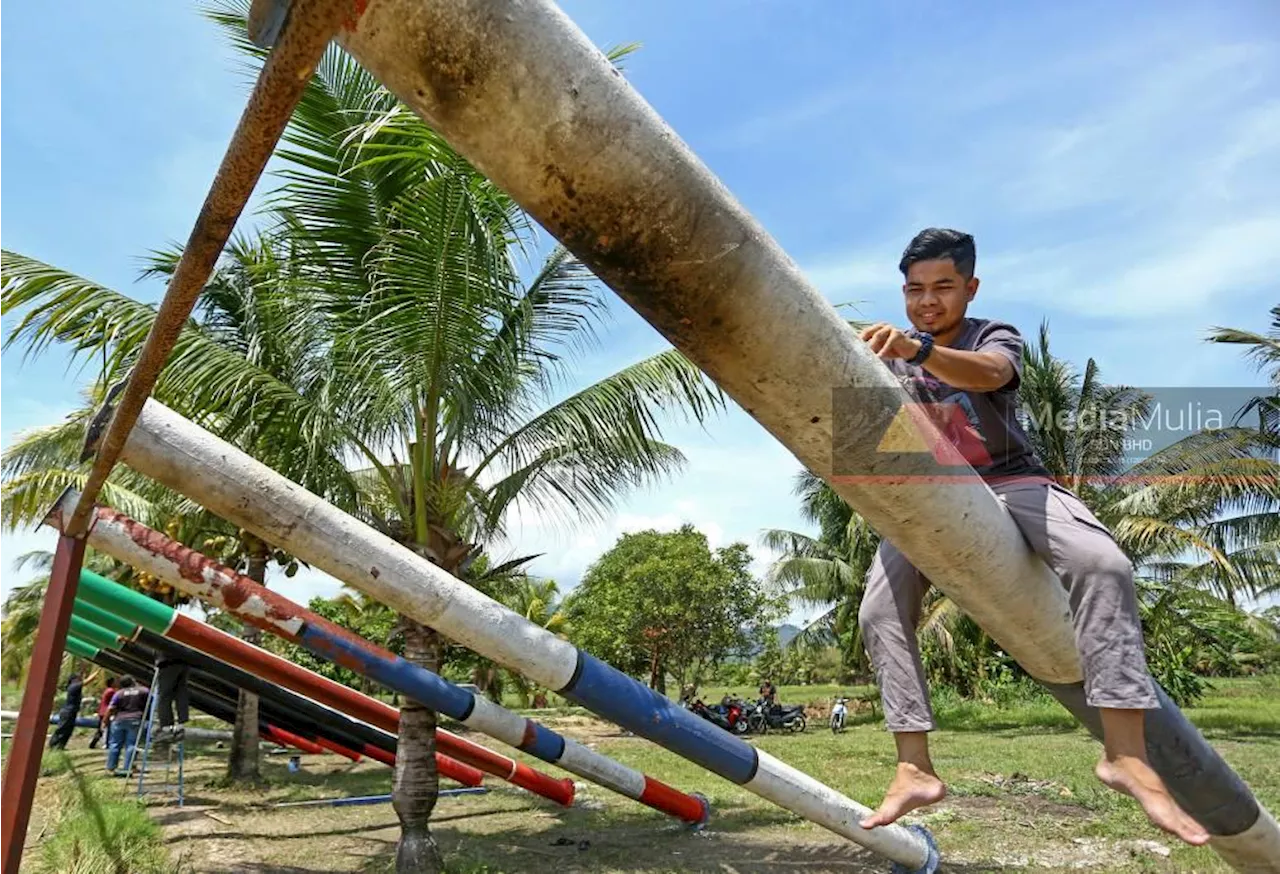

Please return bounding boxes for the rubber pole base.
[689,792,712,829]
[890,825,940,874]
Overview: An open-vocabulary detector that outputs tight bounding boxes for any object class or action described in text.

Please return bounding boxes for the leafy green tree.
[567,525,771,694]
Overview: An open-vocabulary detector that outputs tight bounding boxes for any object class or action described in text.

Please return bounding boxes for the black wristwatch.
[908,333,934,365]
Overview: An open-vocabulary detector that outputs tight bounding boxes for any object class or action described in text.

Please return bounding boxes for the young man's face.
[902,258,979,337]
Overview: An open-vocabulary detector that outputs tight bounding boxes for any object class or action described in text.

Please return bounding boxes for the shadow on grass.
[67,759,130,873]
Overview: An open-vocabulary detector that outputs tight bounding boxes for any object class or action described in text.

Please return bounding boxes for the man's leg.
[857,540,944,828]
[174,666,190,726]
[156,664,177,730]
[105,720,123,772]
[997,480,1208,845]
[48,708,75,749]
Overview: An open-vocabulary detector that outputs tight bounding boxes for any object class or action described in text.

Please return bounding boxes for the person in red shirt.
[88,676,117,750]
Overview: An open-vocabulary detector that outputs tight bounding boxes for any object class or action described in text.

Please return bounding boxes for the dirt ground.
[138,716,1189,874]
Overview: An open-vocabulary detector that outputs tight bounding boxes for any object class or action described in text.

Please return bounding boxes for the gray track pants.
[859,479,1159,732]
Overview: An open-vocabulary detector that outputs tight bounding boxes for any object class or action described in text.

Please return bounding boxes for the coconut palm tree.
[483,578,571,707]
[1207,304,1280,440]
[1,551,120,685]
[2,14,721,872]
[760,470,878,676]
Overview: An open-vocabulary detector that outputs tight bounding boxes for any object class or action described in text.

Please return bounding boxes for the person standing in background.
[104,674,150,774]
[89,675,117,749]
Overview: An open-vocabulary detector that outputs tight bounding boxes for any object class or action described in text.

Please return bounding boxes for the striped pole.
[62,564,573,807]
[83,620,409,772]
[65,605,487,787]
[77,639,366,758]
[61,500,709,824]
[54,407,937,870]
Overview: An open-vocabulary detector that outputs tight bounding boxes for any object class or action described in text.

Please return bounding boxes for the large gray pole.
[325,2,1278,869]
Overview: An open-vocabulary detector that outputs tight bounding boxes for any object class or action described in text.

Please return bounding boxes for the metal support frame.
[65,0,355,539]
[133,666,186,807]
[0,535,86,873]
[0,4,353,867]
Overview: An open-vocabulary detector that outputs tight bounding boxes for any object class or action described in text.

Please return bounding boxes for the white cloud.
[972,213,1280,320]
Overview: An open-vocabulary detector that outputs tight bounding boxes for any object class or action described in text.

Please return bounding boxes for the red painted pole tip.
[510,762,575,807]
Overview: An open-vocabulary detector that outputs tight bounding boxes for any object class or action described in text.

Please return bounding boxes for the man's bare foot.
[1096,756,1211,846]
[859,762,947,829]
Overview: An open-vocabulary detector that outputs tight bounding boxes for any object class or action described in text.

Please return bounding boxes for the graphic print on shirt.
[897,371,994,468]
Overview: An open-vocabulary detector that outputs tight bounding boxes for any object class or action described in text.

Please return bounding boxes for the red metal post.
[1,534,86,874]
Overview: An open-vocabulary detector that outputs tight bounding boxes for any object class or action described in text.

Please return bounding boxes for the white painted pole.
[112,399,936,871]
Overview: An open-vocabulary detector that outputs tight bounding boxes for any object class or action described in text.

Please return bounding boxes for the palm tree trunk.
[227,532,268,782]
[393,617,443,873]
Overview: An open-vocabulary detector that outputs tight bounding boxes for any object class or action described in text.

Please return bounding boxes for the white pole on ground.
[111,399,935,870]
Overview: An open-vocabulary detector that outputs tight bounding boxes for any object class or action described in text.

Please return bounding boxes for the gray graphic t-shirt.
[884,318,1049,481]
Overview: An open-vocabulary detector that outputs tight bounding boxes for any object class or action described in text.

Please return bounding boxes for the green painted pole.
[75,570,174,635]
[65,636,101,660]
[73,599,139,640]
[69,615,123,652]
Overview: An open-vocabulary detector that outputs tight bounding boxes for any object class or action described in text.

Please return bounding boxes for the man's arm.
[913,344,1013,391]
[860,322,1016,392]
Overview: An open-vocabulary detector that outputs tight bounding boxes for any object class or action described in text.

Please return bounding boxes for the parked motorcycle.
[690,696,751,734]
[759,699,807,733]
[714,695,751,735]
[689,698,730,731]
[744,699,770,734]
[830,697,848,733]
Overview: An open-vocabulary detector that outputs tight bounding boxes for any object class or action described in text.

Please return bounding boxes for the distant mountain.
[777,623,802,648]
[732,622,804,660]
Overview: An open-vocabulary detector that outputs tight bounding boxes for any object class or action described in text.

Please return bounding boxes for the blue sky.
[3,1,1278,613]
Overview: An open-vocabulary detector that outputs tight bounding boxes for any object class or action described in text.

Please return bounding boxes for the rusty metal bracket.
[249,0,295,49]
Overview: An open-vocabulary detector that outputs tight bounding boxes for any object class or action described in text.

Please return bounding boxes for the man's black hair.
[119,675,136,689]
[899,228,976,278]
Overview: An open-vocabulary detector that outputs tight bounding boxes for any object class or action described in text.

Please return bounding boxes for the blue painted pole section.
[562,652,759,784]
[297,620,708,823]
[522,722,566,764]
[299,625,475,721]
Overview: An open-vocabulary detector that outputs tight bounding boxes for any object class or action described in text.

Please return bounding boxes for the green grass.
[9,675,1278,873]
[28,753,178,874]
[2,681,23,710]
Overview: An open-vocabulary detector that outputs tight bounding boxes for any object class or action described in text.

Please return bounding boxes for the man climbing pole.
[855,227,1210,847]
[46,673,83,750]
